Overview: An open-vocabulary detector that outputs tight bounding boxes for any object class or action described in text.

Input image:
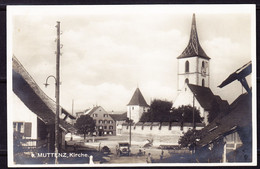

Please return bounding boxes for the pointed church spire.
[127,88,149,107]
[178,13,210,60]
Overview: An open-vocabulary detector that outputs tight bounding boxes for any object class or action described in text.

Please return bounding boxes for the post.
[193,93,195,129]
[55,21,61,164]
[129,108,131,147]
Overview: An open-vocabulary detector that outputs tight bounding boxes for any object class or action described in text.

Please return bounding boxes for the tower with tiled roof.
[127,88,149,123]
[177,14,210,91]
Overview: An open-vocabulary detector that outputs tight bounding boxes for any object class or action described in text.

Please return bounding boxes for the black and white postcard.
[7,5,256,167]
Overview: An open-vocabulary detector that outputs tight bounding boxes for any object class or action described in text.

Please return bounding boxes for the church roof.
[188,84,228,111]
[178,14,210,60]
[127,88,149,107]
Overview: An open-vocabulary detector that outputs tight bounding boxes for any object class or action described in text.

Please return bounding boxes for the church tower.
[177,14,210,91]
[127,88,149,123]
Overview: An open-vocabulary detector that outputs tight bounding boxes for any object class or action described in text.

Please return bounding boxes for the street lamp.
[44,21,61,164]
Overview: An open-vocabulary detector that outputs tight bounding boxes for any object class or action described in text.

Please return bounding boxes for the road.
[105,155,147,164]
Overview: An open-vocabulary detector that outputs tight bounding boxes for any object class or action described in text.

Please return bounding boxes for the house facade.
[86,106,116,136]
[109,112,127,135]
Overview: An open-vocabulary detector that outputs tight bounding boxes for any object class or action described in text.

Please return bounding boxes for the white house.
[12,56,76,153]
[127,88,149,123]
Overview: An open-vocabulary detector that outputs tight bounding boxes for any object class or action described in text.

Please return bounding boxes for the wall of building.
[197,58,210,87]
[178,57,210,91]
[127,105,149,123]
[173,83,208,124]
[178,57,198,91]
[88,106,116,136]
[13,93,38,139]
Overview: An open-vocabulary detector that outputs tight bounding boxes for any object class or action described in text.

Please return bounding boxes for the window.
[13,122,24,133]
[185,61,189,73]
[104,120,107,124]
[93,114,97,117]
[24,122,32,137]
[109,120,113,124]
[103,114,108,118]
[185,78,189,84]
[132,107,134,110]
[99,120,103,124]
[202,79,205,87]
[109,126,113,129]
[104,126,107,129]
[202,61,205,68]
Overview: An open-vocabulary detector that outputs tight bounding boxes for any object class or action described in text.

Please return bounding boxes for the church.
[173,14,228,125]
[125,14,228,126]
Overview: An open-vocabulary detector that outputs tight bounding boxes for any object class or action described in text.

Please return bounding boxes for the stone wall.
[121,122,204,136]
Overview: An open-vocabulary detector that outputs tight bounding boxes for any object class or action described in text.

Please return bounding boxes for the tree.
[171,105,203,123]
[178,129,201,150]
[74,114,96,140]
[140,99,173,122]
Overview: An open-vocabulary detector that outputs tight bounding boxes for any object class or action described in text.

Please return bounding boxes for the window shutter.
[24,122,32,137]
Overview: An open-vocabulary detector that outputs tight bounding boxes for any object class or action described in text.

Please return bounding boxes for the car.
[116,142,130,156]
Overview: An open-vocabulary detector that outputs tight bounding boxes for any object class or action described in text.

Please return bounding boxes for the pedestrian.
[89,155,94,164]
[143,149,146,156]
[146,153,153,163]
[160,149,164,160]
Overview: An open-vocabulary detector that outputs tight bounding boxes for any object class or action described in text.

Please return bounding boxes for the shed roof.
[12,56,76,133]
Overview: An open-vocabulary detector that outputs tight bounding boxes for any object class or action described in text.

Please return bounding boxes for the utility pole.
[44,21,61,164]
[193,93,195,129]
[129,108,132,147]
[55,21,61,164]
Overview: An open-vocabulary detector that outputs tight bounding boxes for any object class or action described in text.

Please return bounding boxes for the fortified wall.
[120,122,205,136]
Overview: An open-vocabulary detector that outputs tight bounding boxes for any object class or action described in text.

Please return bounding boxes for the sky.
[8,5,255,114]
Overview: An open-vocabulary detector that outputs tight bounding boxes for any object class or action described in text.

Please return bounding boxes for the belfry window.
[185,61,189,73]
[202,61,205,68]
[185,78,189,84]
[202,79,205,87]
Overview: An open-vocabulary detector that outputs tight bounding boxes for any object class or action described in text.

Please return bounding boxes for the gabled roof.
[178,14,210,60]
[86,106,101,116]
[109,112,127,121]
[127,88,149,107]
[12,56,76,133]
[197,93,252,147]
[188,84,219,111]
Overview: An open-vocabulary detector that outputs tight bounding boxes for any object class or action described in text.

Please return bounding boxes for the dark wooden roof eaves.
[109,112,127,121]
[12,56,75,132]
[127,88,149,107]
[197,93,252,147]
